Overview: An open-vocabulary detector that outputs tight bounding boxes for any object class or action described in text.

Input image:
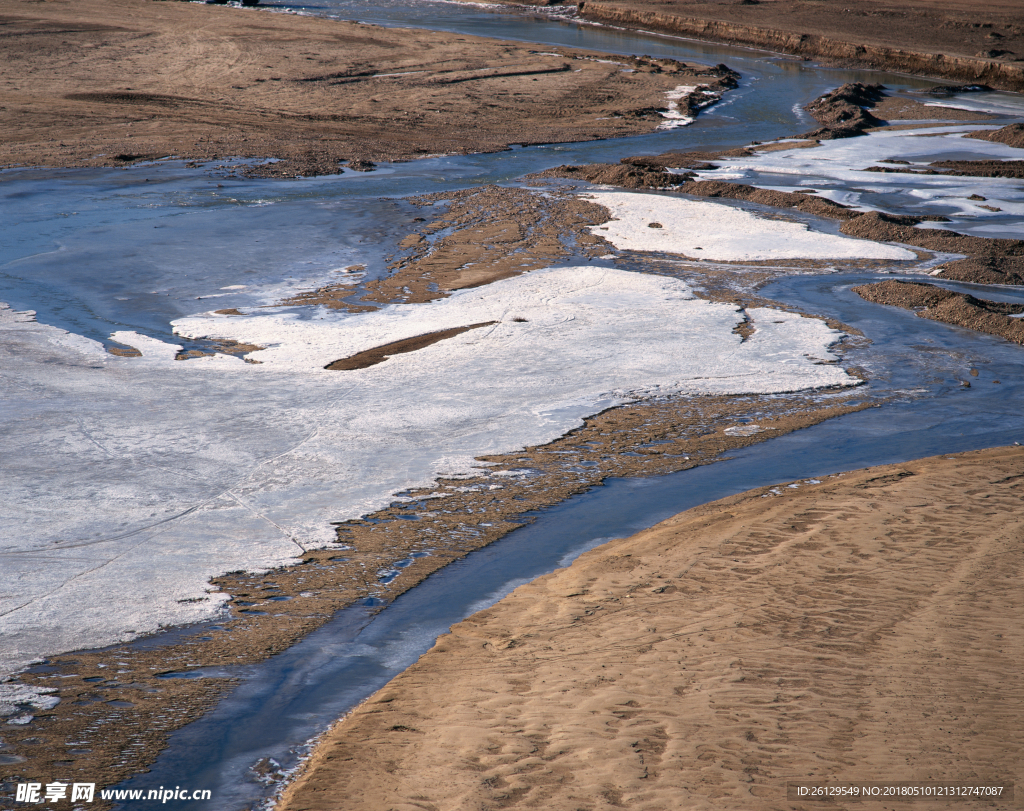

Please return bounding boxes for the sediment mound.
[801,82,887,139]
[967,122,1024,149]
[923,83,994,96]
[933,255,1024,286]
[532,162,693,189]
[853,279,1024,344]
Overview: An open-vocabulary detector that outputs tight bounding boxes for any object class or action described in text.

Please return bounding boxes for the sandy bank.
[572,0,1024,92]
[0,0,735,176]
[278,445,1024,811]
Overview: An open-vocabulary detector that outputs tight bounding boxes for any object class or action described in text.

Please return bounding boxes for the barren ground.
[853,280,1024,346]
[0,0,734,176]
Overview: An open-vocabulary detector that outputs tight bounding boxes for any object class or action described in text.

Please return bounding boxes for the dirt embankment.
[572,0,1024,91]
[277,445,1024,811]
[0,0,736,176]
[854,280,1024,346]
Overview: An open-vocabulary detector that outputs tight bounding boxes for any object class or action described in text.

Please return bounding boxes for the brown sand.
[570,0,1024,91]
[853,280,1024,346]
[0,0,736,176]
[278,445,1024,811]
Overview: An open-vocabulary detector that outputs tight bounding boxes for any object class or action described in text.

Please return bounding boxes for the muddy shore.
[0,0,735,177]
[279,445,1024,811]
[1,386,871,801]
[568,0,1024,92]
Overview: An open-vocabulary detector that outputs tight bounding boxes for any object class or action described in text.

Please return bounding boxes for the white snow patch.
[0,267,856,678]
[689,126,1024,232]
[724,424,765,437]
[586,191,915,261]
[0,684,59,716]
[656,85,704,130]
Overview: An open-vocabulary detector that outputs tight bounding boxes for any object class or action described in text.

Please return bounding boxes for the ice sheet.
[0,684,59,717]
[0,267,856,677]
[687,127,1024,234]
[586,192,916,261]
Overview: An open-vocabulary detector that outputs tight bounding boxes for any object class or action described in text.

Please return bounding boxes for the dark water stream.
[3,1,1023,808]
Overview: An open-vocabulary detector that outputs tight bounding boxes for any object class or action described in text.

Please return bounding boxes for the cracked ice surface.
[0,266,856,677]
[586,191,917,261]
[686,127,1024,235]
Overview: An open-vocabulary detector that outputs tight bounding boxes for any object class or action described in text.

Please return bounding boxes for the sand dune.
[279,446,1024,811]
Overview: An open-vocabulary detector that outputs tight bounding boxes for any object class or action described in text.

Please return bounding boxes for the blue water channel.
[2,0,1023,808]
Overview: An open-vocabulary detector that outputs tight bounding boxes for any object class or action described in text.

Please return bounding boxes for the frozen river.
[2,0,1023,807]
